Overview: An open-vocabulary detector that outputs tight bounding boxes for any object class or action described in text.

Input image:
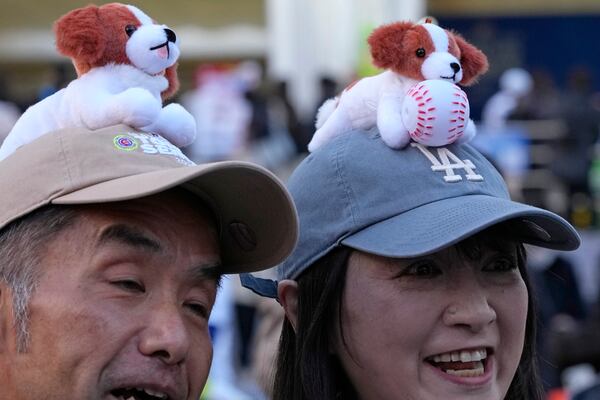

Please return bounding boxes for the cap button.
[228,221,257,252]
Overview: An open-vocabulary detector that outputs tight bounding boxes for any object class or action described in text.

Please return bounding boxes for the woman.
[242,131,580,400]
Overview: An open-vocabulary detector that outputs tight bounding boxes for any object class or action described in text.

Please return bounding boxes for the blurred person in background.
[182,63,252,163]
[517,69,563,121]
[272,80,311,155]
[551,66,600,226]
[481,68,533,131]
[526,245,587,394]
[37,63,71,101]
[239,67,298,172]
[475,68,533,201]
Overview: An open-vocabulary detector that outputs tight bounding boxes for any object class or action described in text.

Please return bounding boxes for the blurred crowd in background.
[1,1,600,399]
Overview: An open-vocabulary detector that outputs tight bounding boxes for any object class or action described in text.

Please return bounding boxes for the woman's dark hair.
[273,247,357,400]
[273,227,544,400]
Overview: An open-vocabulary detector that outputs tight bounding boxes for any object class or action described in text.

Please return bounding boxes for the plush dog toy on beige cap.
[0,3,196,160]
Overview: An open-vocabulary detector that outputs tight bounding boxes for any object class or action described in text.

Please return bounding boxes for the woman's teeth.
[445,361,485,377]
[428,348,488,377]
[431,348,487,363]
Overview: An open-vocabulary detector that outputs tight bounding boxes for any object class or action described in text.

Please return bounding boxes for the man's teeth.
[117,387,168,399]
[142,388,168,399]
[431,348,487,363]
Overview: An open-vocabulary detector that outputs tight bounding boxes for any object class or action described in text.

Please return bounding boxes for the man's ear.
[277,280,299,332]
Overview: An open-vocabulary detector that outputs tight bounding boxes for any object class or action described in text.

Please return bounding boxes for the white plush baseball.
[402,79,471,146]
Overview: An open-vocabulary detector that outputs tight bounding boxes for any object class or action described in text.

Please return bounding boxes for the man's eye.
[112,279,145,292]
[403,261,441,277]
[185,302,209,320]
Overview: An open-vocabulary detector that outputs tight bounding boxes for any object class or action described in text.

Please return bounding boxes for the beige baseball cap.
[0,125,298,273]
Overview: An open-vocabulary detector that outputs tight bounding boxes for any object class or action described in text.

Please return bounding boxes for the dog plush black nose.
[164,28,177,43]
[451,62,461,73]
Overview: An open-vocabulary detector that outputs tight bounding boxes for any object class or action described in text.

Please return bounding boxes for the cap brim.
[342,194,580,257]
[53,161,298,273]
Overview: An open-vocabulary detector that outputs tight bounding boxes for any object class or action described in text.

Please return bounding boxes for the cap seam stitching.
[333,136,358,229]
[57,132,75,194]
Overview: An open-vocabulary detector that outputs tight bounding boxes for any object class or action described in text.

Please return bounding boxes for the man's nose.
[442,281,496,332]
[138,303,190,365]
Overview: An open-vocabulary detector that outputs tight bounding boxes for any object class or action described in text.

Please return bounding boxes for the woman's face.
[335,239,528,400]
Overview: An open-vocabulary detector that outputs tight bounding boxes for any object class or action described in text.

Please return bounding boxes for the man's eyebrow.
[188,263,224,288]
[97,224,161,252]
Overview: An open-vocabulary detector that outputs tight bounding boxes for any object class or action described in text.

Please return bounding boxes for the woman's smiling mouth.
[426,348,492,379]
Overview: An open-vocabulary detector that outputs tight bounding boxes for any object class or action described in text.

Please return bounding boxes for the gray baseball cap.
[0,124,299,274]
[241,129,580,297]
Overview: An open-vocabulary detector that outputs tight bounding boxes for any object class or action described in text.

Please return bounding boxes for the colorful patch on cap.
[113,135,139,151]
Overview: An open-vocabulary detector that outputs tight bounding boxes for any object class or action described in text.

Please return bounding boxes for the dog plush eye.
[416,48,426,58]
[125,25,137,37]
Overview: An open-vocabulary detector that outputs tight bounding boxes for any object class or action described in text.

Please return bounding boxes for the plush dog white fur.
[0,3,195,161]
[308,21,488,152]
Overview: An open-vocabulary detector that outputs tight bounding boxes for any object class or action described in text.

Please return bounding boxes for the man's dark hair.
[0,205,78,352]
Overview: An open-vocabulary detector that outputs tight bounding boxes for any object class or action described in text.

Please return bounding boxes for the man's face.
[0,190,221,400]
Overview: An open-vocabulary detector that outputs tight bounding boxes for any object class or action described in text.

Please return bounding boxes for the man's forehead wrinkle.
[97,224,161,252]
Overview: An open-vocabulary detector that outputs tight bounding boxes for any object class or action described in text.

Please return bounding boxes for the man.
[0,125,298,400]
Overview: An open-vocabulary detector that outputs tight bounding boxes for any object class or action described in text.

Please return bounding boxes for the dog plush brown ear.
[452,32,489,86]
[162,64,180,101]
[368,22,414,72]
[54,5,106,76]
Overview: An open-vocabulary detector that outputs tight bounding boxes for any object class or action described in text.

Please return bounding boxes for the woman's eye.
[186,302,209,320]
[403,261,441,277]
[112,279,145,293]
[483,258,518,273]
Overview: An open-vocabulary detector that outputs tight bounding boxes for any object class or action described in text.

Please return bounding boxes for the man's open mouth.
[110,387,169,400]
[426,348,490,377]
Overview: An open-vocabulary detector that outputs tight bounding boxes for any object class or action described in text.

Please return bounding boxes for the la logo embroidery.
[411,143,484,183]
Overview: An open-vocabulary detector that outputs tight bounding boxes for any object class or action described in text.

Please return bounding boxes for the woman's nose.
[442,282,496,332]
[138,304,191,365]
